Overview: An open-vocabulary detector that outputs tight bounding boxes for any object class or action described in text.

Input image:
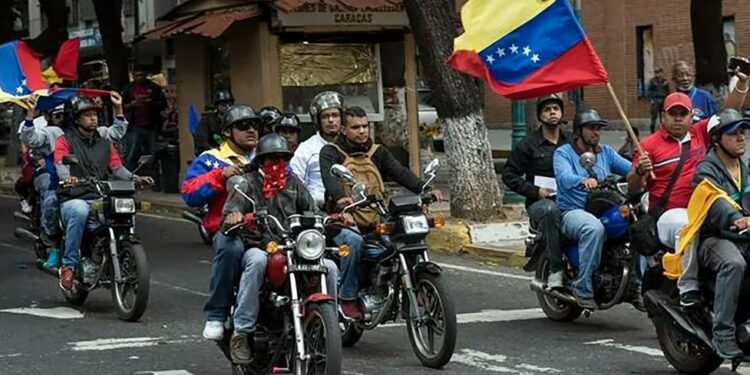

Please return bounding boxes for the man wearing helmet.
[290,91,345,207]
[502,94,570,290]
[274,113,302,152]
[54,96,153,291]
[181,104,259,342]
[258,106,283,138]
[553,108,650,308]
[20,93,128,269]
[683,108,750,358]
[194,89,235,155]
[220,133,339,364]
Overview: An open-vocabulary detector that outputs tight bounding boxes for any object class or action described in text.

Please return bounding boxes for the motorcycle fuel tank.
[600,205,629,239]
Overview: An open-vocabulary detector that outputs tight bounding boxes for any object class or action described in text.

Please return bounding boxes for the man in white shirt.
[290,91,345,207]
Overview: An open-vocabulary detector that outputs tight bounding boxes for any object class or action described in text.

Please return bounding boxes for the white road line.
[68,335,202,352]
[0,353,22,359]
[452,349,562,374]
[438,263,534,281]
[135,371,196,375]
[0,306,85,320]
[382,308,545,328]
[151,280,210,298]
[137,212,191,224]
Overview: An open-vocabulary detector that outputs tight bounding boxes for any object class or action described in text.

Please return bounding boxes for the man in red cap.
[630,82,749,307]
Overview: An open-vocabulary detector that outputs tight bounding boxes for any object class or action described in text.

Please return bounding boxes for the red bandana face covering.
[262,160,288,199]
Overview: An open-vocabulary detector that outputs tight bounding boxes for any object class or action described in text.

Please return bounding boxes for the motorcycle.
[14,154,153,322]
[328,159,457,369]
[183,205,213,245]
[13,151,53,262]
[217,175,343,375]
[526,152,646,321]
[643,230,750,373]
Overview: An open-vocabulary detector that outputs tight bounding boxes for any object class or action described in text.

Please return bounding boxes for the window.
[636,25,654,98]
[724,16,736,63]
[280,43,384,122]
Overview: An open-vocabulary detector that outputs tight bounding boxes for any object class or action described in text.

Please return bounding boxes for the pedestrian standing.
[647,68,669,133]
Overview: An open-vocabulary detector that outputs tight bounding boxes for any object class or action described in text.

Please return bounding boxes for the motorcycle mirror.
[579,152,597,171]
[424,158,440,176]
[331,164,355,183]
[227,175,248,192]
[62,154,80,166]
[352,182,367,201]
[137,154,154,166]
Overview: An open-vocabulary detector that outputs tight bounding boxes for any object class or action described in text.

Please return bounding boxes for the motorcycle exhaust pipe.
[14,227,39,243]
[14,211,31,223]
[530,279,579,306]
[182,210,204,225]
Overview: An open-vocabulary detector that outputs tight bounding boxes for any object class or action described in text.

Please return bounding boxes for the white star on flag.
[531,54,541,63]
[486,54,495,64]
[509,44,519,54]
[16,86,23,94]
[497,48,505,57]
[22,79,26,86]
[523,46,531,56]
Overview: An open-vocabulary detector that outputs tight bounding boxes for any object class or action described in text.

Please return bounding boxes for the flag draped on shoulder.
[448,0,609,100]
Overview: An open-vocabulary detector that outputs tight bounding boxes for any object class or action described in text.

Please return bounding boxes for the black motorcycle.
[526,152,646,321]
[218,176,342,375]
[328,159,457,369]
[15,154,153,322]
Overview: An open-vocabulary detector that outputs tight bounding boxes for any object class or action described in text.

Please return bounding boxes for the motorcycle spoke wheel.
[111,242,150,322]
[406,273,456,369]
[301,303,341,375]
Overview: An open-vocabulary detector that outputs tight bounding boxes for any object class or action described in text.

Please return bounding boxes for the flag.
[0,40,46,103]
[36,88,111,112]
[52,38,80,81]
[188,103,200,135]
[448,0,609,100]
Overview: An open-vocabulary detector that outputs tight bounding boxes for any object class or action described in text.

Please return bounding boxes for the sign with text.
[277,4,408,27]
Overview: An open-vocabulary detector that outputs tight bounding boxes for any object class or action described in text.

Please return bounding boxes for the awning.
[142,6,261,40]
[274,0,402,12]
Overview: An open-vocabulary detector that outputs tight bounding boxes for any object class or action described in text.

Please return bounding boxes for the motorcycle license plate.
[289,264,327,273]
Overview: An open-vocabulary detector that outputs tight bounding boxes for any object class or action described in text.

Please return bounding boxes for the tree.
[404,0,504,221]
[92,0,129,90]
[690,0,727,90]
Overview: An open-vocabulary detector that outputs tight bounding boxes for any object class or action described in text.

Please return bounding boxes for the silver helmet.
[309,91,344,129]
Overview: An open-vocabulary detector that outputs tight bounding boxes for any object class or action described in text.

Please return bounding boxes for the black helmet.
[255,133,293,162]
[573,108,608,132]
[536,94,564,120]
[259,106,283,126]
[275,113,301,133]
[707,109,750,139]
[64,95,100,122]
[213,89,234,105]
[223,104,260,130]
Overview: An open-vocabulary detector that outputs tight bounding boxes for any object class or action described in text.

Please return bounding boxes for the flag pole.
[605,82,654,179]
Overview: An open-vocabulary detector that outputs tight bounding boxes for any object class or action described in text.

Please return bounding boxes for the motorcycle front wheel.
[297,302,341,375]
[111,241,150,322]
[406,272,457,369]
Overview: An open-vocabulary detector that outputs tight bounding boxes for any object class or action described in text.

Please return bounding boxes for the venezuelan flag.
[448,0,609,100]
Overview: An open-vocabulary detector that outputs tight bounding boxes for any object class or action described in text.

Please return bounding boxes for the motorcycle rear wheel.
[534,255,583,322]
[654,317,723,374]
[406,273,457,369]
[298,302,342,375]
[111,242,150,322]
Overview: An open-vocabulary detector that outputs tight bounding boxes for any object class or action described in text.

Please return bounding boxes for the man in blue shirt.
[672,61,719,123]
[553,108,649,308]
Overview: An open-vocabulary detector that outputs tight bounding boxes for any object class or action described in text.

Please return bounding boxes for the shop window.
[724,16,736,63]
[281,43,384,122]
[636,25,654,98]
[207,38,231,110]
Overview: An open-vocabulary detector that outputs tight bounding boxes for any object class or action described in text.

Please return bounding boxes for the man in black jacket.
[502,94,570,289]
[193,89,235,156]
[319,106,443,319]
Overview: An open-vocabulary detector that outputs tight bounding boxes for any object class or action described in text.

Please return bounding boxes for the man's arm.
[627,146,648,192]
[97,116,129,142]
[724,73,749,111]
[181,156,226,207]
[290,144,310,183]
[319,145,344,204]
[292,176,321,214]
[19,119,51,150]
[553,148,585,191]
[501,139,540,200]
[54,136,71,180]
[376,146,423,194]
[695,164,744,231]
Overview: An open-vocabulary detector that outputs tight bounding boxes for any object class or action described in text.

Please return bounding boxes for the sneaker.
[43,249,61,270]
[230,332,253,364]
[20,200,32,215]
[680,290,702,308]
[340,300,363,320]
[203,321,225,341]
[713,337,744,359]
[59,266,74,290]
[547,271,564,290]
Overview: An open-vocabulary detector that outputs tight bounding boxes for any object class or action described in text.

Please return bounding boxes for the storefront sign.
[277,6,408,27]
[69,28,103,49]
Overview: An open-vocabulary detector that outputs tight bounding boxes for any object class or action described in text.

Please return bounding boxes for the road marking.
[0,306,85,320]
[151,280,210,298]
[382,308,545,328]
[0,353,22,359]
[137,212,191,224]
[135,371,196,375]
[452,349,561,374]
[68,335,201,352]
[438,263,533,281]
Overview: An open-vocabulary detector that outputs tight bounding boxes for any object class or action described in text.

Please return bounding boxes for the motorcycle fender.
[644,290,714,349]
[301,293,334,318]
[413,261,442,276]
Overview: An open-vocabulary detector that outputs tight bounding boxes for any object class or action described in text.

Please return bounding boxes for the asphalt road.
[0,195,746,375]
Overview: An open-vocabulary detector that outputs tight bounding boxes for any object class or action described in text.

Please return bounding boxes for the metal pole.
[503,100,526,204]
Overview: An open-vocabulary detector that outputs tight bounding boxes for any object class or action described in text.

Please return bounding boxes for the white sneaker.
[547,271,564,290]
[20,200,32,215]
[203,321,225,341]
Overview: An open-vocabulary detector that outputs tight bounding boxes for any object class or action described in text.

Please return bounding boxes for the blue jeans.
[205,233,245,322]
[561,209,606,299]
[33,173,59,238]
[234,247,338,333]
[334,228,365,301]
[60,199,91,267]
[125,127,158,174]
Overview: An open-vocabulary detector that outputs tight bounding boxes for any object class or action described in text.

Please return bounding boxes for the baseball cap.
[663,92,693,112]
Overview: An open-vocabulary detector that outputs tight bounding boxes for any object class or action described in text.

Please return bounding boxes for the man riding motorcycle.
[53,97,152,290]
[220,133,339,364]
[181,104,259,341]
[290,91,345,208]
[275,113,302,152]
[194,89,235,155]
[319,105,443,319]
[503,94,570,289]
[21,94,128,269]
[553,108,649,308]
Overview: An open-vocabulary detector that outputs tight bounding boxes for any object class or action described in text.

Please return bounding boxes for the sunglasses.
[232,120,259,132]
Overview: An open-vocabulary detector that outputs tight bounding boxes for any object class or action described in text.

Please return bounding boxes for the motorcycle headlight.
[402,215,429,235]
[296,229,325,260]
[113,198,136,214]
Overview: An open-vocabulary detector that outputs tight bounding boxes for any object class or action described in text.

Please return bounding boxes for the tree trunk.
[404,0,504,221]
[690,0,726,89]
[92,0,129,90]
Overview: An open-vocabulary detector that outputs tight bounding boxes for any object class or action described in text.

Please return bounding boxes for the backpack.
[331,143,386,230]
